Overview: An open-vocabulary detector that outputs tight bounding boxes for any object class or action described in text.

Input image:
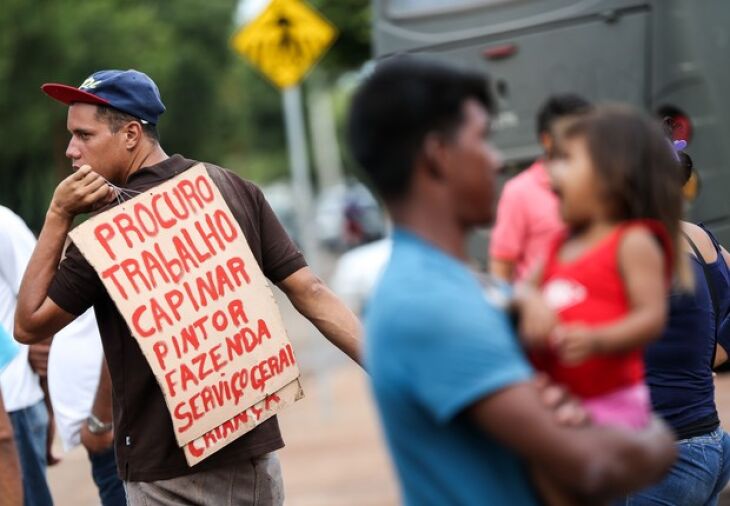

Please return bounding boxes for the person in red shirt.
[490,94,591,282]
[520,105,691,429]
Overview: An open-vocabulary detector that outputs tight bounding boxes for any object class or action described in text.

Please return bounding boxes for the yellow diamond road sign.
[232,0,338,89]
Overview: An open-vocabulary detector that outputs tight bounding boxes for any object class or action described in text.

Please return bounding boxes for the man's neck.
[122,143,169,183]
[389,197,470,262]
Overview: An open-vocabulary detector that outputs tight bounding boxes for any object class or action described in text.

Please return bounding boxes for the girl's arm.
[554,228,667,364]
[512,259,558,348]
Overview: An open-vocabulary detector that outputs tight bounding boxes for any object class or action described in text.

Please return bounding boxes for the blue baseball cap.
[41,69,166,125]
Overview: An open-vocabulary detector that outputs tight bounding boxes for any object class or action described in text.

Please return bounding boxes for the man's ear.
[540,132,553,157]
[422,133,449,180]
[123,121,144,150]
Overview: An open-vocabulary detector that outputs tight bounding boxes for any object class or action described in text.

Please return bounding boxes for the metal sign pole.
[307,85,344,190]
[282,85,320,273]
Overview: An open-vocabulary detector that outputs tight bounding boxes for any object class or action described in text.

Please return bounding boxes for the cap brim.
[41,83,111,107]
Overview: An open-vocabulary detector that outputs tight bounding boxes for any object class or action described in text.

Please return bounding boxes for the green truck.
[372,0,730,248]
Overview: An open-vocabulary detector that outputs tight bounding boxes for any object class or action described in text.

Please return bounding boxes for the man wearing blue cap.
[14,69,362,505]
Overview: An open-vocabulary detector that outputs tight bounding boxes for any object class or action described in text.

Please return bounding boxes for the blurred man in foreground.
[347,56,675,505]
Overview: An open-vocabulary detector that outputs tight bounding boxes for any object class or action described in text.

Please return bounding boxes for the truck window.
[387,0,517,19]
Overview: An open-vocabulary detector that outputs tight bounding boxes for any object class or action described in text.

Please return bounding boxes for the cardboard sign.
[184,378,303,465]
[70,164,301,450]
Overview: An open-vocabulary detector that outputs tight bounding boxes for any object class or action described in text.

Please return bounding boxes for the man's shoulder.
[374,245,465,302]
[502,163,543,195]
[197,162,265,207]
[367,265,528,397]
[369,264,501,344]
[201,162,259,190]
[143,156,264,205]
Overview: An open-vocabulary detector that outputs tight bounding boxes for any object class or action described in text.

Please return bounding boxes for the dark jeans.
[8,400,53,506]
[89,445,126,506]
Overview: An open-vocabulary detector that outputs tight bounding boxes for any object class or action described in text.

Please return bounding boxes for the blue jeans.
[88,445,126,506]
[621,428,730,506]
[8,399,53,506]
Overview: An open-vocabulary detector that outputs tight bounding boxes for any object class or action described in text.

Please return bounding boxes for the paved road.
[48,370,730,506]
[45,278,730,505]
[47,283,400,506]
[47,362,397,506]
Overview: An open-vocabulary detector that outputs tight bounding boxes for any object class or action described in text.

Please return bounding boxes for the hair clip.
[673,139,687,153]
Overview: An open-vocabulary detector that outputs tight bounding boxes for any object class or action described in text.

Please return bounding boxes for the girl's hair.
[557,104,691,288]
[678,151,694,185]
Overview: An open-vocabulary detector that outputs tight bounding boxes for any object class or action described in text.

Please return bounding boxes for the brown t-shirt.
[48,155,307,481]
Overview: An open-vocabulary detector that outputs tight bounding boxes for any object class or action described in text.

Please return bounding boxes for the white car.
[315,181,386,251]
[329,238,392,315]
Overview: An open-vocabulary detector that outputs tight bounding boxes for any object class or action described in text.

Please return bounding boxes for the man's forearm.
[0,393,23,506]
[294,282,362,365]
[17,165,118,344]
[0,439,22,505]
[555,419,676,501]
[15,210,73,343]
[469,382,675,502]
[80,359,114,455]
[281,271,363,366]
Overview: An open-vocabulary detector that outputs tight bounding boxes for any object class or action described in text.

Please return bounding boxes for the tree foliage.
[0,0,369,230]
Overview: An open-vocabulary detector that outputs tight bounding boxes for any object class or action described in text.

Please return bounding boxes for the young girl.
[520,105,690,430]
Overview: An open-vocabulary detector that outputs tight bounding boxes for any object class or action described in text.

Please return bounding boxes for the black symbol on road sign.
[244,7,331,69]
[275,14,302,58]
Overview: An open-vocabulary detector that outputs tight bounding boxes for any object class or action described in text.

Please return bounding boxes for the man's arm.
[15,166,113,343]
[27,338,62,465]
[277,267,362,366]
[0,391,22,506]
[468,380,676,502]
[80,359,114,454]
[489,180,527,283]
